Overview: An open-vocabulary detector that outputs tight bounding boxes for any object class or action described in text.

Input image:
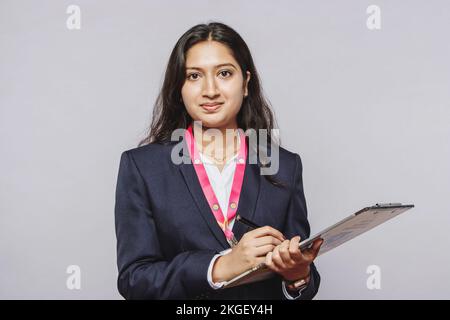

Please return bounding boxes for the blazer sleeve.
[281,153,321,300]
[114,151,219,299]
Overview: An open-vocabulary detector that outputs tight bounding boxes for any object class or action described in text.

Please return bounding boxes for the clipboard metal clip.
[375,203,402,207]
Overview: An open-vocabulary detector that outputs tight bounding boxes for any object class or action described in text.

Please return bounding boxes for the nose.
[202,75,220,99]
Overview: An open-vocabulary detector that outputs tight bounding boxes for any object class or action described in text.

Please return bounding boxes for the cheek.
[181,83,200,104]
[181,83,201,116]
[220,82,244,104]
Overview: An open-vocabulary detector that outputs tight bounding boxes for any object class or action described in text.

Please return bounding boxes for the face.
[181,40,251,130]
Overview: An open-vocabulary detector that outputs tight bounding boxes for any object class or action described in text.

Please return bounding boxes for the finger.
[288,236,303,262]
[252,236,283,247]
[265,251,281,273]
[278,240,296,266]
[253,244,277,257]
[246,226,286,242]
[304,238,324,260]
[254,256,266,267]
[271,245,288,269]
[312,238,324,257]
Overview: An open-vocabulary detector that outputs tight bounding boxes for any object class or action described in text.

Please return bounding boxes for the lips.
[200,102,223,111]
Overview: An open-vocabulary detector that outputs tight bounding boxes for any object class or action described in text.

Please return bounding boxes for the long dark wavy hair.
[138,22,285,187]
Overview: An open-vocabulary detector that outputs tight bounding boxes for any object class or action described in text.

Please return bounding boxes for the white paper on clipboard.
[299,203,415,256]
[222,203,414,289]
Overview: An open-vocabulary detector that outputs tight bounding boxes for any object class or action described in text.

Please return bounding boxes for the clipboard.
[222,203,414,289]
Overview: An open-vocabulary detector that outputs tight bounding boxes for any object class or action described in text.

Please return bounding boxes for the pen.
[236,214,287,241]
[235,214,261,230]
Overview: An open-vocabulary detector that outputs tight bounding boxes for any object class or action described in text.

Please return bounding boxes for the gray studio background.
[1,0,449,299]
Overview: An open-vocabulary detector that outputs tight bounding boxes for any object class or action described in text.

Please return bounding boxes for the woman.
[115,22,323,300]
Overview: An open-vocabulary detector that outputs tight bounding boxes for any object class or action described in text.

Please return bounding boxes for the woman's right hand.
[212,226,285,283]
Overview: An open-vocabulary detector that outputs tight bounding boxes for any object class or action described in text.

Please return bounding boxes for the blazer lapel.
[179,161,230,249]
[231,162,261,242]
[175,137,261,249]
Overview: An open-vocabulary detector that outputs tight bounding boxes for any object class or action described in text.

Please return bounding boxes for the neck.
[193,122,239,162]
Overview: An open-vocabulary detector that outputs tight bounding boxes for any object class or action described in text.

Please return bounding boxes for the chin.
[195,116,228,129]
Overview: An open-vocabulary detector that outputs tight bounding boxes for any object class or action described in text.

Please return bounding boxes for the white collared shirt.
[199,150,239,233]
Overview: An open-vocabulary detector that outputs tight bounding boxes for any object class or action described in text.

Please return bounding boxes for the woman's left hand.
[265,236,323,281]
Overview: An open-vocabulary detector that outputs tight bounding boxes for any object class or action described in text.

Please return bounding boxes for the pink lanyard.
[184,124,247,246]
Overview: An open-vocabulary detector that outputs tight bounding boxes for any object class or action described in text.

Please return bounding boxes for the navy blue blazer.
[114,138,320,300]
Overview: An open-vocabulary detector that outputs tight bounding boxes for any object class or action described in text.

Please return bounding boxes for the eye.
[187,73,200,81]
[218,70,233,78]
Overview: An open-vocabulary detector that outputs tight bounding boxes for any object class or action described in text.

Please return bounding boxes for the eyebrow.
[185,63,238,71]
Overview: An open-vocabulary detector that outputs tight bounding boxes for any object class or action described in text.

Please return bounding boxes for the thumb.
[305,238,323,259]
[311,239,324,257]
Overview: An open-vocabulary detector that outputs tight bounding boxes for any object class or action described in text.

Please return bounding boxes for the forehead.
[185,41,239,69]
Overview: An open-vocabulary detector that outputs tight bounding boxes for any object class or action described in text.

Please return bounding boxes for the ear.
[244,71,251,97]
